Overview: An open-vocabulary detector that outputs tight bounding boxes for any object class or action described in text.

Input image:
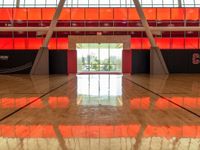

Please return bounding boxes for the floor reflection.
[0,74,200,150]
[77,75,122,106]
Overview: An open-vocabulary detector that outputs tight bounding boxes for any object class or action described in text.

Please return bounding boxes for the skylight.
[0,0,199,8]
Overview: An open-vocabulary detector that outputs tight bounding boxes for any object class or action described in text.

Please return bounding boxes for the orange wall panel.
[0,9,13,20]
[131,38,142,49]
[185,38,199,49]
[59,8,71,20]
[171,8,185,20]
[42,8,56,20]
[128,8,139,20]
[171,38,185,49]
[48,38,57,50]
[142,38,151,49]
[100,8,113,20]
[57,38,68,49]
[143,8,156,20]
[27,8,42,20]
[114,8,128,20]
[0,38,13,49]
[157,8,170,20]
[27,38,42,49]
[185,8,199,20]
[71,8,85,20]
[85,8,99,20]
[14,38,26,49]
[155,38,171,49]
[13,8,27,20]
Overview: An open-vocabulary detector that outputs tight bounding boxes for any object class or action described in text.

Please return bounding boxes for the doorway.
[77,43,123,73]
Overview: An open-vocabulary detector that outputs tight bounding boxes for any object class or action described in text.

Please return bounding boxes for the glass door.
[77,43,123,73]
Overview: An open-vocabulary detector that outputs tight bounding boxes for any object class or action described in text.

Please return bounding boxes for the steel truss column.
[30,0,66,75]
[132,0,169,74]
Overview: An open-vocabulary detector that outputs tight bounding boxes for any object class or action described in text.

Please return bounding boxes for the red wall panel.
[100,8,113,20]
[71,8,85,20]
[13,8,27,20]
[0,9,13,20]
[42,8,55,20]
[143,8,156,20]
[131,38,142,49]
[68,50,77,74]
[14,38,26,49]
[128,8,139,20]
[155,38,171,49]
[48,38,57,50]
[114,8,128,20]
[142,38,151,49]
[122,50,132,74]
[171,8,185,20]
[0,38,13,49]
[27,38,42,49]
[59,8,71,20]
[27,8,42,20]
[157,8,170,20]
[85,8,99,20]
[57,38,68,49]
[171,38,185,49]
[185,8,199,20]
[185,38,199,49]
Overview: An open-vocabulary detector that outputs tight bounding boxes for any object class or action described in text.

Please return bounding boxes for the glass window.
[4,0,14,7]
[77,43,123,73]
[0,0,198,7]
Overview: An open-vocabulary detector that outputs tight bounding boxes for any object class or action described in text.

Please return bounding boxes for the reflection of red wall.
[122,50,132,74]
[0,124,199,138]
[68,50,77,74]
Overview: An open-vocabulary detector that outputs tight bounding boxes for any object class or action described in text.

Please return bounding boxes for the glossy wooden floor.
[0,74,200,150]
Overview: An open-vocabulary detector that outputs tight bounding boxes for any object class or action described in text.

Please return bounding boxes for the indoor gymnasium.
[0,0,200,149]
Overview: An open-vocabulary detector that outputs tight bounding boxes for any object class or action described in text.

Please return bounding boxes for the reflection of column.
[41,98,68,149]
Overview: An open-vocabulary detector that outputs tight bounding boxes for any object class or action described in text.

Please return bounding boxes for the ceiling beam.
[0,27,199,32]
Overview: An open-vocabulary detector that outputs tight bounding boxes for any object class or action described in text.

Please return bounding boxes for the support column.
[150,47,168,74]
[132,0,169,74]
[30,47,49,75]
[30,0,66,75]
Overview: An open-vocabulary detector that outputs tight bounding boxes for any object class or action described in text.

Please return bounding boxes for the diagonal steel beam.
[16,0,20,8]
[42,0,66,47]
[132,0,169,74]
[132,0,157,47]
[178,0,182,7]
[31,0,66,75]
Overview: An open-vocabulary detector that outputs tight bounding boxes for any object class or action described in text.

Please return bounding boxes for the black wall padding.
[162,50,190,73]
[162,50,200,73]
[132,49,200,74]
[188,50,200,73]
[0,50,37,74]
[132,50,150,74]
[49,50,67,74]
